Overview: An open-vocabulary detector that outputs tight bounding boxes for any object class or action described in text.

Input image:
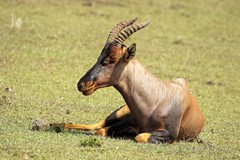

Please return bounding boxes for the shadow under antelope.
[63,18,204,144]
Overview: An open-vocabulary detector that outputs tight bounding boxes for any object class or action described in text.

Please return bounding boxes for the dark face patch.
[77,43,126,95]
[100,43,124,65]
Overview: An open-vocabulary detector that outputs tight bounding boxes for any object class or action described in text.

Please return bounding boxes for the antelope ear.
[124,43,136,62]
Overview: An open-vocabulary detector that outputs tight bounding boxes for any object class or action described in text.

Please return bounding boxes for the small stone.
[5,87,14,92]
[66,110,71,114]
[32,118,50,131]
[206,81,215,86]
[172,38,184,45]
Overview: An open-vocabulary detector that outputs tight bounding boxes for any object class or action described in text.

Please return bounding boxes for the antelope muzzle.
[77,63,102,96]
[77,80,96,95]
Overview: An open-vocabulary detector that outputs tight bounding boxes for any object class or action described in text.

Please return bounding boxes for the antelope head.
[77,17,150,95]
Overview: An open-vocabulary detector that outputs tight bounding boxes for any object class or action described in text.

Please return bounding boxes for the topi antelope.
[63,17,204,144]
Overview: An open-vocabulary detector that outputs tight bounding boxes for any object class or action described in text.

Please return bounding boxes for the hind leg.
[57,104,130,131]
[96,116,137,138]
[135,130,175,144]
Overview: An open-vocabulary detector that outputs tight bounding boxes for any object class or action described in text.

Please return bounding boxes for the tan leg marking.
[135,133,151,143]
[95,127,110,136]
[64,120,105,131]
[115,104,130,119]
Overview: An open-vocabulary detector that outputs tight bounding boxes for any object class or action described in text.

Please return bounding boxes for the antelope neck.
[114,60,170,117]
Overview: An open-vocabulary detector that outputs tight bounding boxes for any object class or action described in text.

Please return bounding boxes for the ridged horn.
[114,19,151,44]
[106,17,138,44]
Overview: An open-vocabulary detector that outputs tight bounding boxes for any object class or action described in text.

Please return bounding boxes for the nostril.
[77,82,85,91]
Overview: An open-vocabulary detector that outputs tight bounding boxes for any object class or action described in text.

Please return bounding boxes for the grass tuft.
[79,137,102,147]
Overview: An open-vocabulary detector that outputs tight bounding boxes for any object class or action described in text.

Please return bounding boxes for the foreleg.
[96,116,137,138]
[60,104,130,131]
[63,120,105,131]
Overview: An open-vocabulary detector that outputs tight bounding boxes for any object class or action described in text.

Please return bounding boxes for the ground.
[0,0,240,159]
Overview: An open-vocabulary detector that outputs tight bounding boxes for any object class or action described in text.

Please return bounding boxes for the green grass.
[0,0,240,159]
